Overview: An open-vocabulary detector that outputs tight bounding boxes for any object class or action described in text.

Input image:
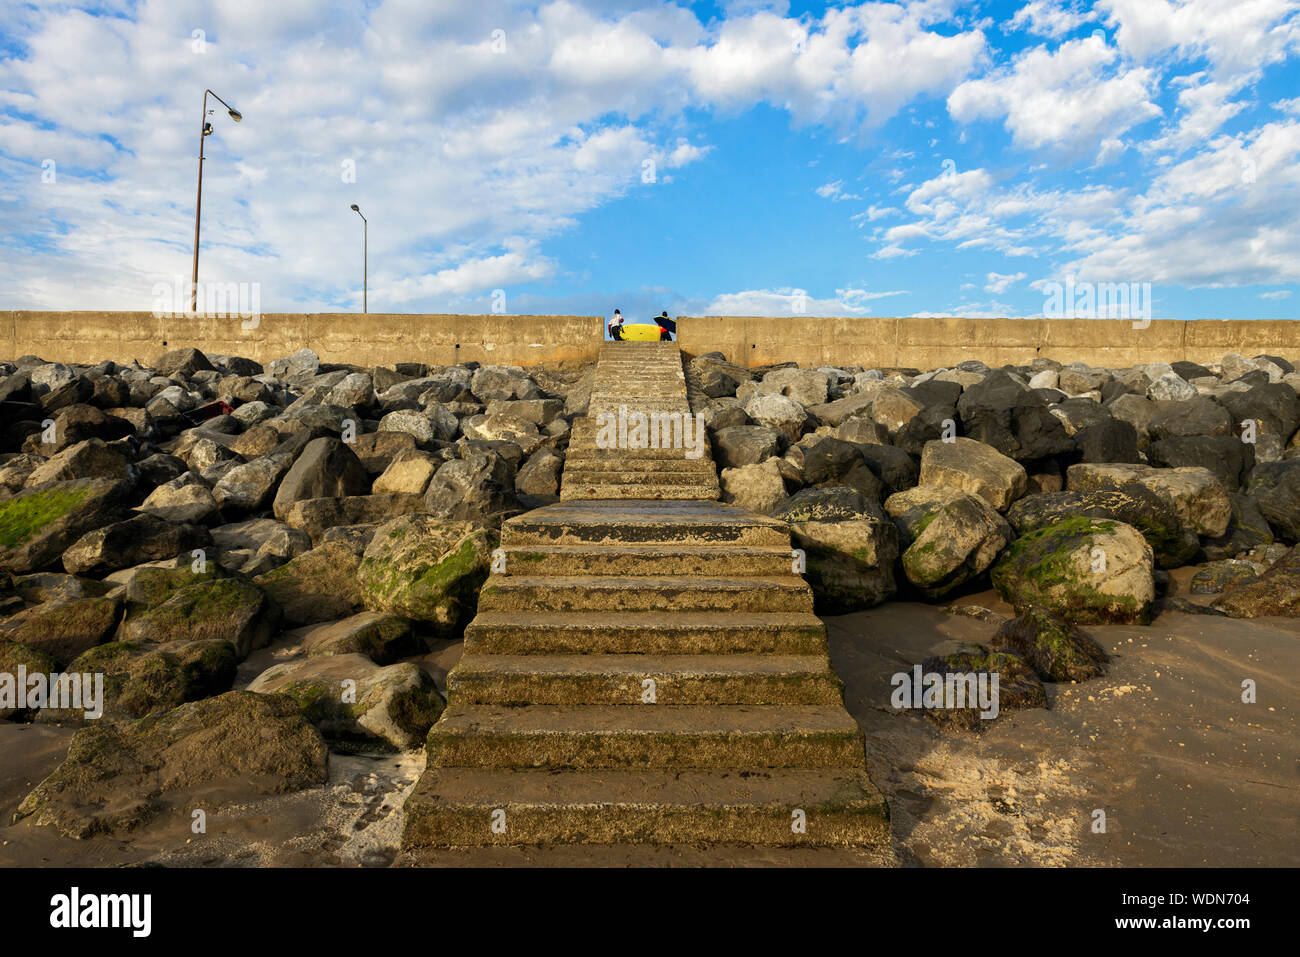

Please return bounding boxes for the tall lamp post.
[350,204,367,313]
[191,89,242,312]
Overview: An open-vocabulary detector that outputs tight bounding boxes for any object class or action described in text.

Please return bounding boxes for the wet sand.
[2,594,1296,868]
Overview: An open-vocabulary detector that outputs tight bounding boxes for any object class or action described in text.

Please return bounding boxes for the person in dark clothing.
[609,309,624,340]
[657,310,676,340]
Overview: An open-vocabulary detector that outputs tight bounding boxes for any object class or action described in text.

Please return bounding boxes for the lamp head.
[228,109,242,122]
[350,204,360,212]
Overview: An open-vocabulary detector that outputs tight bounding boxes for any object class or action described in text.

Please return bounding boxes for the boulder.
[13,691,328,838]
[1212,545,1300,617]
[885,486,1012,597]
[138,477,221,525]
[743,393,808,443]
[357,515,493,634]
[515,448,564,498]
[710,425,782,469]
[719,460,789,514]
[918,437,1027,512]
[470,366,540,402]
[301,611,420,664]
[956,371,1074,461]
[0,595,122,667]
[279,494,427,543]
[50,639,238,722]
[990,605,1109,682]
[790,514,899,612]
[1006,486,1199,569]
[1066,463,1232,538]
[119,578,280,660]
[773,486,875,523]
[0,478,131,574]
[271,437,370,519]
[248,655,443,752]
[424,450,520,525]
[801,437,883,501]
[212,452,294,512]
[372,448,441,495]
[912,646,1047,731]
[991,518,1155,624]
[62,514,212,576]
[254,542,363,626]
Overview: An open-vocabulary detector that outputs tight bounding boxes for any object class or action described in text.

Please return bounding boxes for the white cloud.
[984,271,1027,293]
[1006,1,1094,38]
[815,179,860,201]
[700,285,906,316]
[1260,289,1292,299]
[948,34,1161,157]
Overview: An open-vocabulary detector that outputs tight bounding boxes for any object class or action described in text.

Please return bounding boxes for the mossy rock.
[13,690,328,838]
[124,563,235,611]
[42,639,239,722]
[0,640,60,718]
[0,478,129,574]
[248,654,444,752]
[302,612,420,665]
[254,542,363,626]
[990,605,1109,682]
[357,515,492,637]
[0,595,122,668]
[915,645,1047,732]
[119,578,280,660]
[991,517,1154,624]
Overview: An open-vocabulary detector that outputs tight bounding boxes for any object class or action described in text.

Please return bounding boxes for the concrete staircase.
[402,342,888,851]
[561,341,719,501]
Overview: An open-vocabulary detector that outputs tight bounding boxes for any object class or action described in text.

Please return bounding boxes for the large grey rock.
[991,518,1155,624]
[271,437,371,519]
[918,437,1027,512]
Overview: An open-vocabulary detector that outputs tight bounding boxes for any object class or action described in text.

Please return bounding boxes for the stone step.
[501,543,796,576]
[447,654,843,706]
[563,455,717,472]
[560,470,718,486]
[564,447,715,465]
[464,610,828,655]
[560,483,719,501]
[426,704,866,770]
[477,575,813,613]
[402,768,888,848]
[503,501,789,547]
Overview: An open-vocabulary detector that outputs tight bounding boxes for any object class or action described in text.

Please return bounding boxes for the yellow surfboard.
[618,322,664,341]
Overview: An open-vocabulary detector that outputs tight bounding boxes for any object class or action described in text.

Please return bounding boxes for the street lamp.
[350,204,367,314]
[191,89,242,312]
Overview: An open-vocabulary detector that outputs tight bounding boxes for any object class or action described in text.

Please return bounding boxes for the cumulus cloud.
[700,286,906,316]
[948,33,1161,158]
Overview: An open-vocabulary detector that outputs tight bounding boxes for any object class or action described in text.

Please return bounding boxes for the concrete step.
[500,543,797,576]
[447,654,843,706]
[564,448,715,465]
[560,483,719,501]
[464,610,828,655]
[560,470,718,486]
[503,501,788,547]
[563,455,717,472]
[425,704,867,770]
[402,767,888,848]
[477,575,813,613]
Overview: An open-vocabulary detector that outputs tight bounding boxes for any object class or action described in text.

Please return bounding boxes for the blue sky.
[1,0,1298,321]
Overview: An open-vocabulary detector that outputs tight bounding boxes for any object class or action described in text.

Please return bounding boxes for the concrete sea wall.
[4,311,1298,369]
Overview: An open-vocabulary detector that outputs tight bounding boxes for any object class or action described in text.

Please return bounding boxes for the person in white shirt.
[608,309,625,340]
